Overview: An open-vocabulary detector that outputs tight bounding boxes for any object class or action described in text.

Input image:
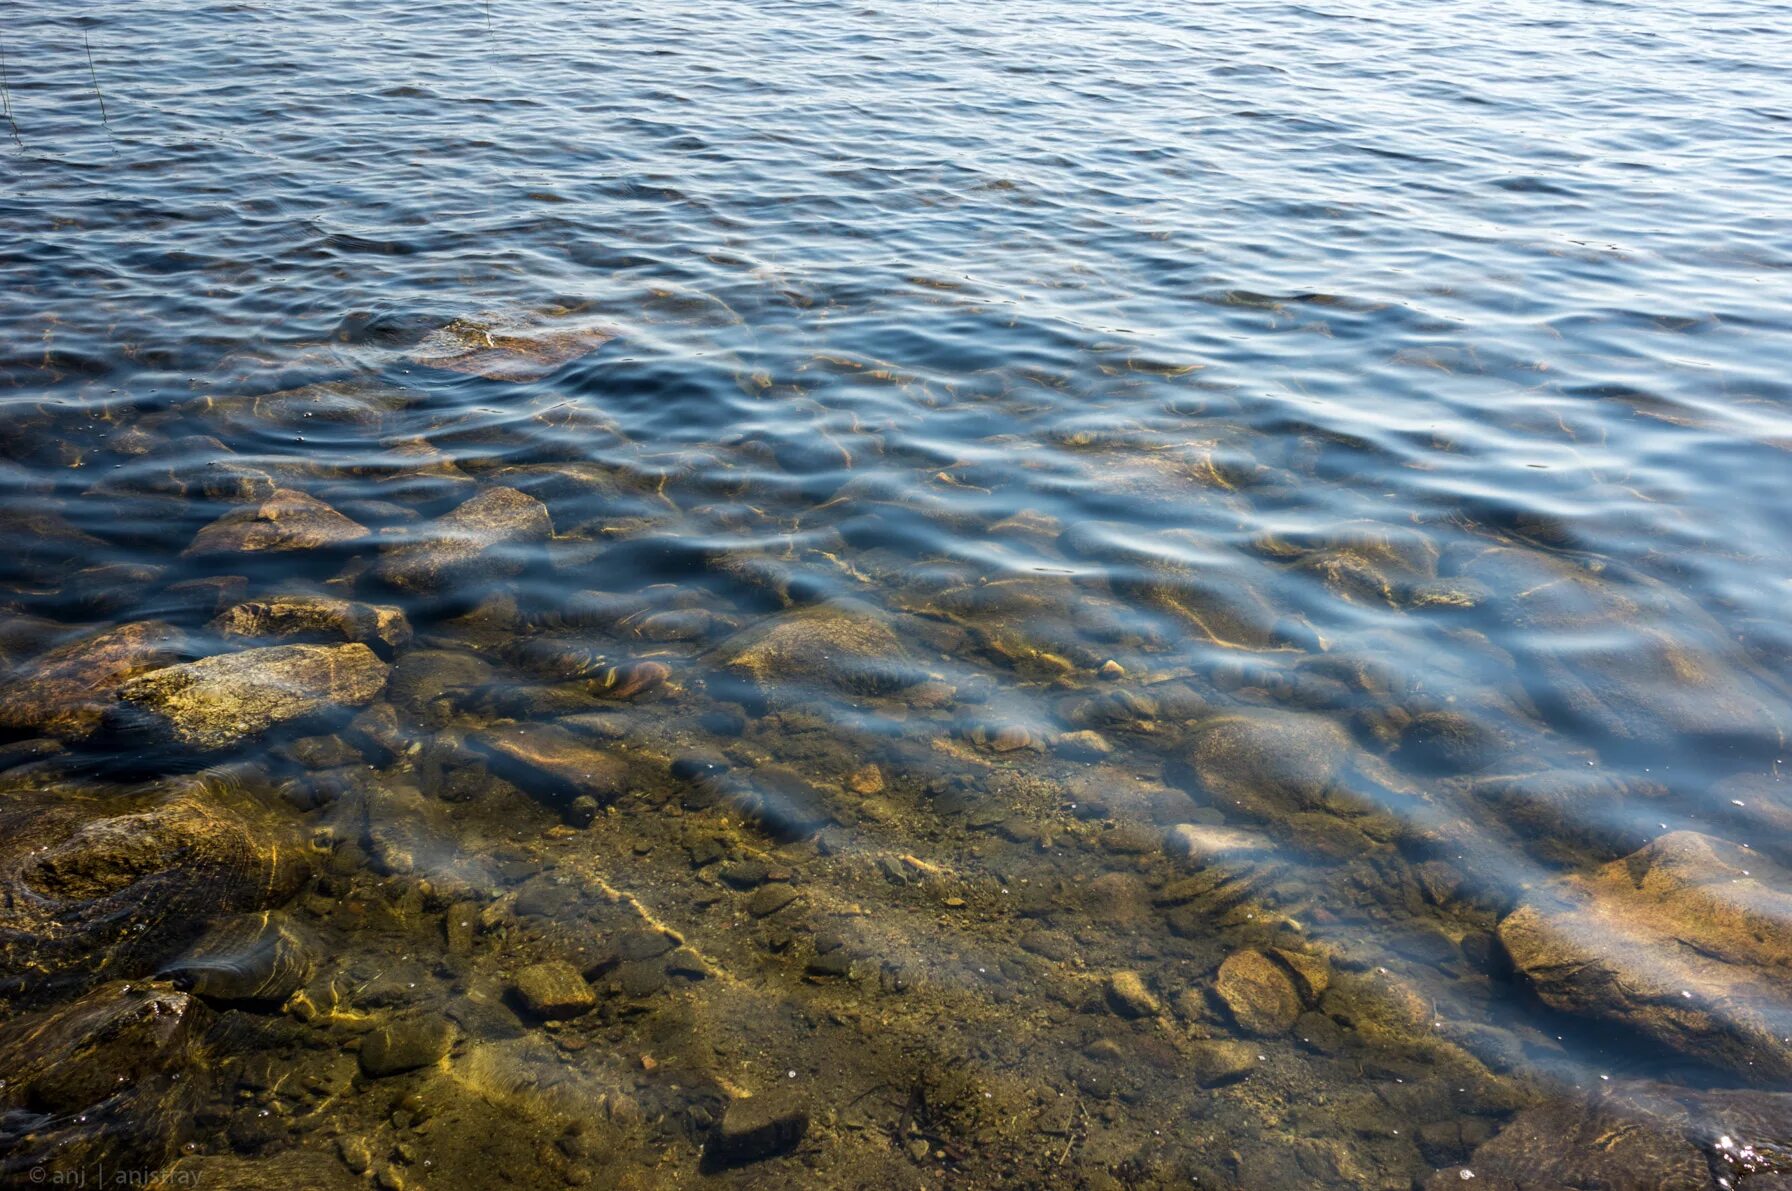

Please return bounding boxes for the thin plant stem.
[83,29,108,127]
[0,33,21,147]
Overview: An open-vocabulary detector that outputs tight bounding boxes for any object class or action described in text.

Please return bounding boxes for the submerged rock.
[183,488,369,557]
[1428,1083,1792,1190]
[407,310,617,381]
[0,620,183,740]
[372,486,553,594]
[714,601,914,697]
[1214,949,1302,1036]
[1499,831,1792,1084]
[472,722,628,805]
[705,1094,809,1168]
[159,911,316,1004]
[0,981,207,1180]
[360,1014,456,1078]
[1188,1040,1261,1088]
[1183,710,1398,854]
[115,642,390,750]
[0,780,307,1005]
[1461,545,1786,756]
[1105,969,1161,1018]
[512,960,596,1019]
[213,593,411,654]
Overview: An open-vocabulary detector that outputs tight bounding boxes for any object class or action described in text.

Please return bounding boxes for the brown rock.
[1105,969,1161,1018]
[716,602,912,697]
[408,312,617,382]
[705,1094,808,1167]
[372,487,552,594]
[116,643,390,750]
[1215,949,1301,1036]
[0,621,182,740]
[183,489,368,557]
[359,1015,454,1078]
[472,722,627,802]
[1431,1083,1792,1191]
[212,594,411,652]
[1189,1040,1260,1088]
[1269,948,1331,1004]
[1499,831,1792,1084]
[1164,823,1276,865]
[513,960,596,1019]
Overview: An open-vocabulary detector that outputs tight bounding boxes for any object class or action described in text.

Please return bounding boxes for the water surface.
[2,0,1791,1187]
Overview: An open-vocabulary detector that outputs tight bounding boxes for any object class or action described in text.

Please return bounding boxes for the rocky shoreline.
[0,346,1787,1190]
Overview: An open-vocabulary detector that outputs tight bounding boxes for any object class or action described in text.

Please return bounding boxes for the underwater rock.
[513,960,597,1019]
[1264,520,1440,608]
[372,486,553,594]
[351,777,486,897]
[159,910,316,1004]
[747,884,800,918]
[1058,521,1280,649]
[388,649,496,727]
[472,722,628,805]
[1164,823,1276,866]
[199,380,410,437]
[213,593,412,654]
[0,780,308,1005]
[1105,969,1161,1018]
[714,601,914,697]
[1499,831,1792,1084]
[0,507,107,585]
[1214,949,1302,1036]
[1188,1040,1260,1088]
[1427,1083,1792,1190]
[1471,769,1666,864]
[183,488,369,557]
[0,980,207,1181]
[116,642,390,750]
[360,1014,456,1078]
[1395,708,1508,775]
[407,310,617,381]
[1460,545,1787,757]
[0,619,183,740]
[705,1094,809,1167]
[1183,710,1398,855]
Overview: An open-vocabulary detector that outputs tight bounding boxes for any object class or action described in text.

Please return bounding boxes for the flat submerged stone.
[0,620,183,740]
[116,642,390,750]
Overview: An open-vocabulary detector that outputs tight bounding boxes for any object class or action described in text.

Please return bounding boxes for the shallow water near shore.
[2,0,1790,1187]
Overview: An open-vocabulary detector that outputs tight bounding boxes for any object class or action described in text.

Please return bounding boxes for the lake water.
[2,0,1790,1186]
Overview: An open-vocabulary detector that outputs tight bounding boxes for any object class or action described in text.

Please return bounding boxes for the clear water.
[2,0,1790,1186]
